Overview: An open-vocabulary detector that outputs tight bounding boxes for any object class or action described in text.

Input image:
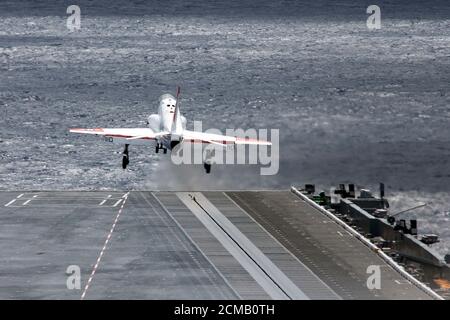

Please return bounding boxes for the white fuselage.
[147,94,186,149]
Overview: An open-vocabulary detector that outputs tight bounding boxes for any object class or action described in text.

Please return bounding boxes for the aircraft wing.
[69,128,168,143]
[182,130,271,146]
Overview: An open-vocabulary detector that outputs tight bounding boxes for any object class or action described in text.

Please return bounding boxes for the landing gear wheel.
[122,144,129,169]
[204,163,211,174]
[163,148,167,154]
[122,155,129,169]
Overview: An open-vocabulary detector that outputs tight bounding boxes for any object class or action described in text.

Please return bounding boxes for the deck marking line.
[178,192,309,300]
[99,195,111,206]
[4,199,17,207]
[112,199,123,207]
[81,192,129,300]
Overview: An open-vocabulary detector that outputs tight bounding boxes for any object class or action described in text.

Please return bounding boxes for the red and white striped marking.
[81,192,130,300]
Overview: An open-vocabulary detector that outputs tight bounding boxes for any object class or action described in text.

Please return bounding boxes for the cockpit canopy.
[159,94,176,108]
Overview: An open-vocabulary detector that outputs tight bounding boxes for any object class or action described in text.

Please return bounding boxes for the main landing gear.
[155,143,167,154]
[123,142,212,173]
[122,144,129,169]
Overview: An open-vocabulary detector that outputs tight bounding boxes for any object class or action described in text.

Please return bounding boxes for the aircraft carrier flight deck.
[0,189,440,300]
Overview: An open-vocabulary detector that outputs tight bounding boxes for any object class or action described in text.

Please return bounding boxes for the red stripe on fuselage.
[105,134,156,140]
[184,139,234,144]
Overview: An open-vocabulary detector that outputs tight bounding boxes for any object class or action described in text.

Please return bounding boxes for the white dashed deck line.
[112,199,123,207]
[81,192,129,300]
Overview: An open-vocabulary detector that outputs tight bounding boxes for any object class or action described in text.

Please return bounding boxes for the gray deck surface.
[227,191,432,300]
[0,191,433,299]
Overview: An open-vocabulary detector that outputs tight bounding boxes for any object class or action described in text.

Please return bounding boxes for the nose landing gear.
[203,149,214,174]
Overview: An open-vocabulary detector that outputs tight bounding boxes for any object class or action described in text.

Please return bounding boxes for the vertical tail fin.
[171,86,183,135]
